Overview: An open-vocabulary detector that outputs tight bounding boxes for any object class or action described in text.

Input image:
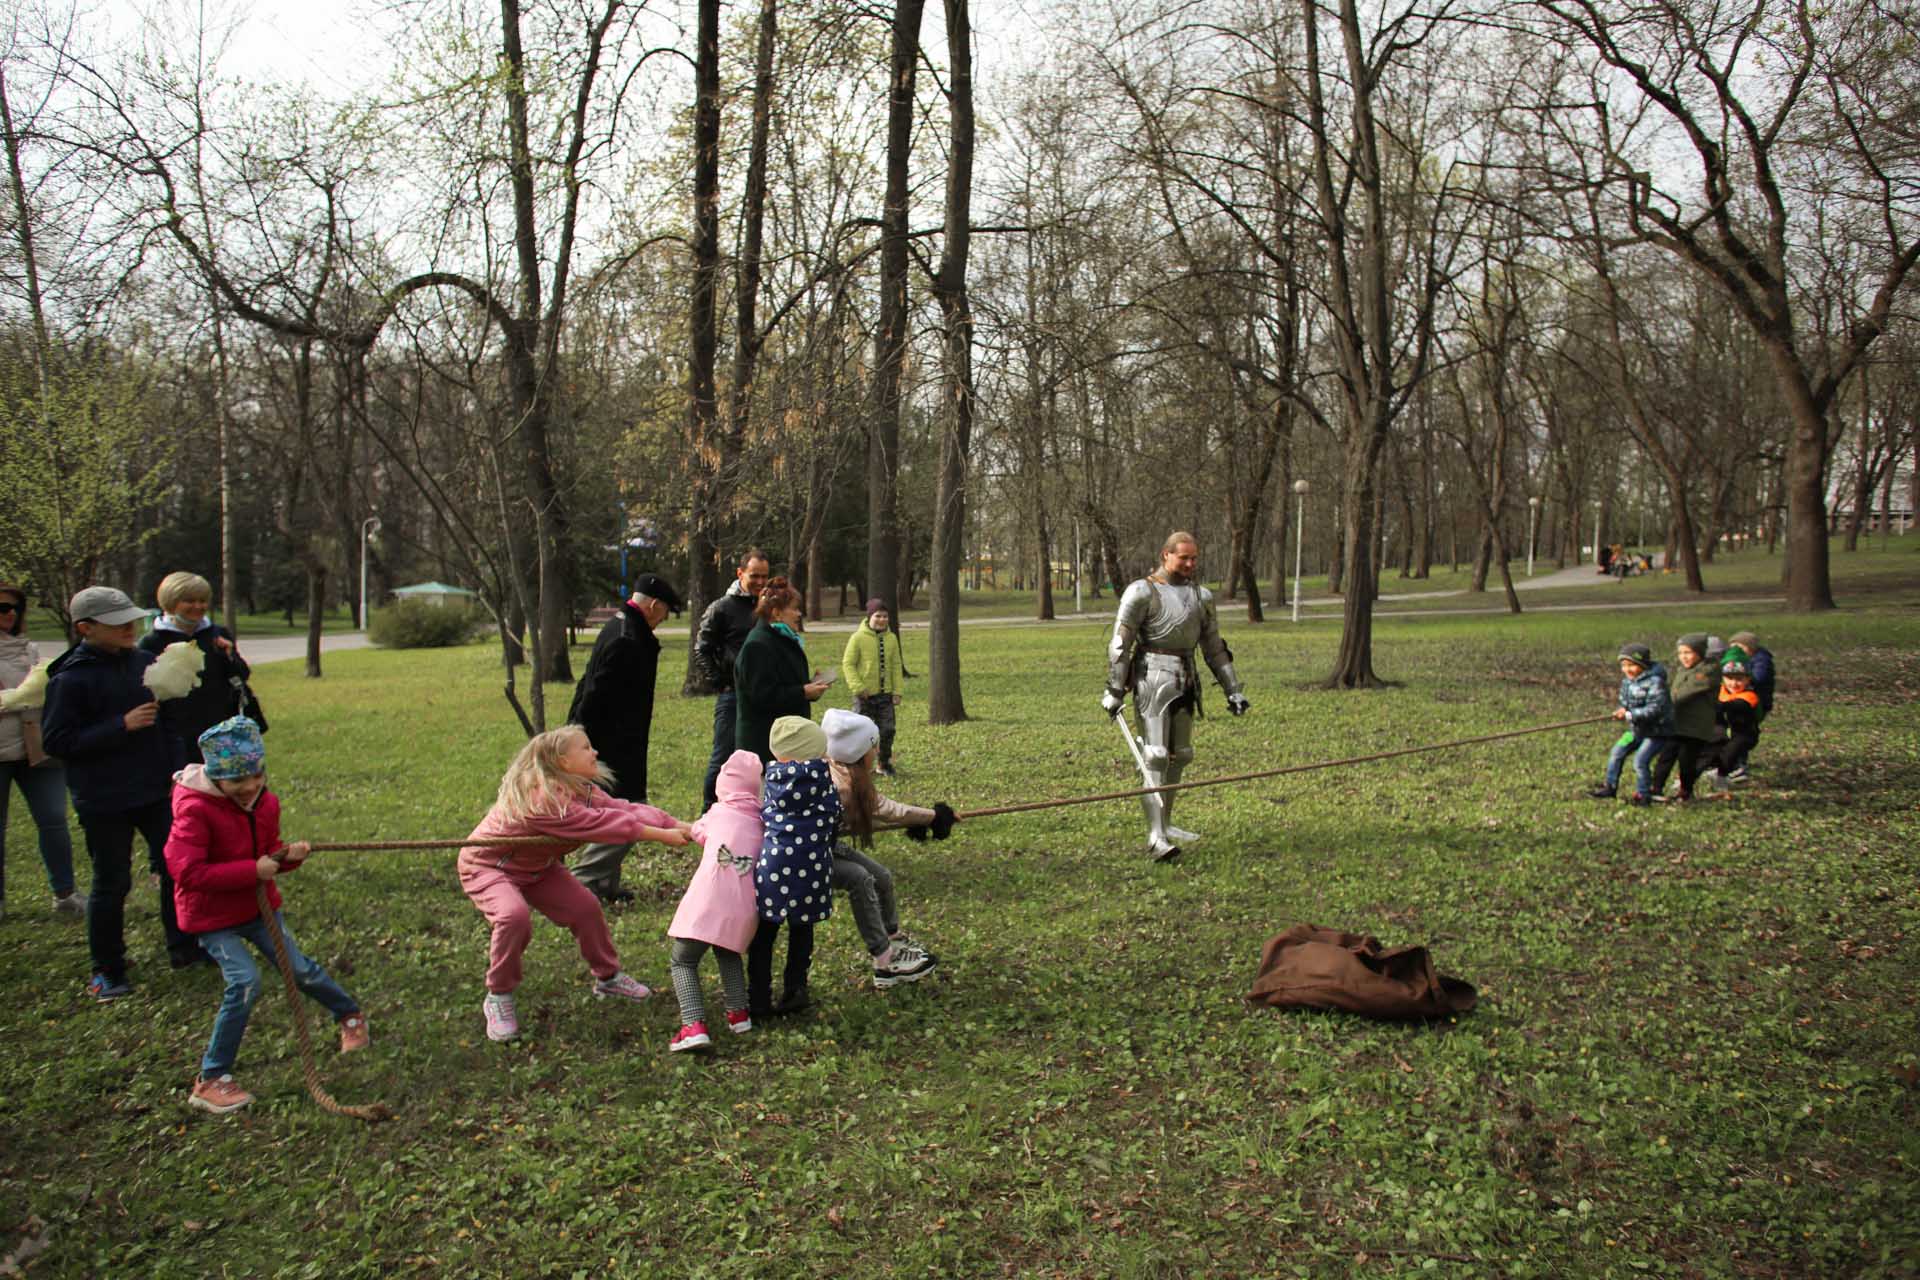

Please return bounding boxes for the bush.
[368,598,477,649]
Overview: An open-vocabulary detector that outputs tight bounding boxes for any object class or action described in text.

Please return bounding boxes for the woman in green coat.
[733,578,833,762]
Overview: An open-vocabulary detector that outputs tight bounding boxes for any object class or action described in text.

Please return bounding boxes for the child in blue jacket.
[1587,643,1673,805]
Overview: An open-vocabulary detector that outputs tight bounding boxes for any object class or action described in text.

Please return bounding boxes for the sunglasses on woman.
[0,603,19,615]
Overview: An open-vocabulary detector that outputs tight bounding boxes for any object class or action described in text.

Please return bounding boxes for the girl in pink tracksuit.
[458,726,692,1042]
[663,749,764,1052]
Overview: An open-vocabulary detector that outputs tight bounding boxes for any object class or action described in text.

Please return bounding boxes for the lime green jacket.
[842,620,905,699]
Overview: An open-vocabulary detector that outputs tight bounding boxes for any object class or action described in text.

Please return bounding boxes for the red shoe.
[725,1009,753,1035]
[189,1074,254,1115]
[338,1014,370,1053]
[670,1022,712,1053]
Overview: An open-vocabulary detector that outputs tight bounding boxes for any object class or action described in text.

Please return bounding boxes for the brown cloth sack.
[1248,924,1477,1020]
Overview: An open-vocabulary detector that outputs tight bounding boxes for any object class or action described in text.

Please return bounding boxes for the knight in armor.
[1101,532,1249,860]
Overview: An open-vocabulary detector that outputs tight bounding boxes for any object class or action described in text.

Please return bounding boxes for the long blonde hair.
[493,727,612,821]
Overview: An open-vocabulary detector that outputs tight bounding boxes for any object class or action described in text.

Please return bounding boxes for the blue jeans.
[79,798,189,978]
[197,912,358,1077]
[701,691,738,811]
[1606,734,1665,796]
[0,759,75,899]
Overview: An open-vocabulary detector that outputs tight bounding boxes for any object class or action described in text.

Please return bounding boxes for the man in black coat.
[693,548,770,810]
[568,572,683,903]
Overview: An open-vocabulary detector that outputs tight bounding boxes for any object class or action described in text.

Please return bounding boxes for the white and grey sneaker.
[52,892,85,919]
[873,943,936,989]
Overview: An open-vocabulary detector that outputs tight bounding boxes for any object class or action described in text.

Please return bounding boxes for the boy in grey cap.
[42,586,197,999]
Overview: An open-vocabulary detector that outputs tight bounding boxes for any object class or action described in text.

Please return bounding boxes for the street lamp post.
[359,516,381,631]
[1291,478,1311,623]
[1527,496,1541,577]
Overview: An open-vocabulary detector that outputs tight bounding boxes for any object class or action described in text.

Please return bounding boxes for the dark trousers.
[746,916,814,1011]
[79,797,191,979]
[701,691,738,812]
[1649,737,1708,797]
[855,694,897,768]
[1706,730,1759,775]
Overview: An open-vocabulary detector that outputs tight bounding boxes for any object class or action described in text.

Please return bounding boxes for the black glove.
[930,802,957,840]
[903,823,930,842]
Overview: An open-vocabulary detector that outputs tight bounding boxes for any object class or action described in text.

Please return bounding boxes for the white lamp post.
[1291,478,1310,623]
[359,515,381,631]
[1527,496,1541,577]
[1592,499,1603,568]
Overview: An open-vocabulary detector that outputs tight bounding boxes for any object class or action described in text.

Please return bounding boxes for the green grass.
[3,548,1918,1276]
[19,608,361,645]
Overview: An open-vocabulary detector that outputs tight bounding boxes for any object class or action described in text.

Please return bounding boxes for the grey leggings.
[669,937,748,1027]
[830,843,899,957]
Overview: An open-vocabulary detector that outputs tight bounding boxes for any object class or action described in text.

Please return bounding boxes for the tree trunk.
[866,0,926,625]
[927,0,974,724]
[681,0,725,692]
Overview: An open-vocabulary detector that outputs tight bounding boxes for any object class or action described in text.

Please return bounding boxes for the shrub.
[368,598,477,649]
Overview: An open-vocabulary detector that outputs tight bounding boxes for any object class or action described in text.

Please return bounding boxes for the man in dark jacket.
[693,549,769,810]
[568,572,683,903]
[42,586,198,998]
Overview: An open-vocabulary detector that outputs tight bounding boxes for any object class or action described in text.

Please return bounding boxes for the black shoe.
[1627,792,1652,807]
[1586,785,1616,799]
[593,887,636,905]
[748,1002,775,1021]
[170,949,212,970]
[771,987,812,1017]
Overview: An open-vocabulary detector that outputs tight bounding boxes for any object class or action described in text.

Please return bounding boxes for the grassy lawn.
[18,608,361,645]
[2,546,1917,1276]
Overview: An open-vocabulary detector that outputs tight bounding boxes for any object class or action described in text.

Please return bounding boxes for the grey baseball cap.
[69,585,148,626]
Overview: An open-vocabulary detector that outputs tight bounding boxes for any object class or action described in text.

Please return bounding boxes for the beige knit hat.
[769,715,826,761]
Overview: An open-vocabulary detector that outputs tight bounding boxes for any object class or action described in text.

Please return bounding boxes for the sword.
[1115,713,1152,782]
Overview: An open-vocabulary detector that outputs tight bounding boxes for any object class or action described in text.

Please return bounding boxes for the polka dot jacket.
[754,758,842,924]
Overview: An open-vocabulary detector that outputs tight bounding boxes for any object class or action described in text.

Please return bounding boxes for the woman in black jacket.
[137,571,259,767]
[733,578,832,762]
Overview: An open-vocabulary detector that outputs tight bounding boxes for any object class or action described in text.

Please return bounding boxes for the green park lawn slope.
[3,541,1917,1277]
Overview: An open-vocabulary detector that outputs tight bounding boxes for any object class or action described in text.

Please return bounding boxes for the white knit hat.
[822,708,879,763]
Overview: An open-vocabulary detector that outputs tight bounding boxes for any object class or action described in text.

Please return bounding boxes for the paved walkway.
[239,567,1738,664]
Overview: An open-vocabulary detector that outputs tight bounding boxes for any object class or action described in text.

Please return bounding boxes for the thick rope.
[294,714,1612,850]
[953,713,1614,820]
[256,882,394,1123]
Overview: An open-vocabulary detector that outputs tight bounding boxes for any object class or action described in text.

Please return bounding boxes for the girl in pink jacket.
[459,726,691,1042]
[664,749,764,1052]
[166,716,366,1115]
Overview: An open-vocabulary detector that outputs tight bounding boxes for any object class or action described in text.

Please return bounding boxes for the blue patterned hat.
[199,715,265,780]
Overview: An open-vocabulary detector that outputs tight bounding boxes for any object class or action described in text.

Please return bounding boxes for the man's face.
[77,620,137,653]
[738,558,770,596]
[1161,541,1199,582]
[639,596,669,629]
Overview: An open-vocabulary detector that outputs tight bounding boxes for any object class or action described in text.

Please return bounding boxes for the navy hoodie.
[41,642,175,815]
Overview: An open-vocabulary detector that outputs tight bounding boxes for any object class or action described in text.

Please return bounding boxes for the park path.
[238,564,1774,667]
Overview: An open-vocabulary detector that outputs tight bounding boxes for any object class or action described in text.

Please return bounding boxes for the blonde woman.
[457,727,693,1041]
[138,572,257,765]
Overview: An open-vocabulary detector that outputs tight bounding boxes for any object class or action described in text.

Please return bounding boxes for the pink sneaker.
[483,993,519,1042]
[725,1009,752,1035]
[591,972,652,1002]
[670,1021,712,1053]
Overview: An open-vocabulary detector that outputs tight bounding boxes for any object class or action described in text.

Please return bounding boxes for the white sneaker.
[483,993,520,1042]
[52,892,85,919]
[873,943,936,989]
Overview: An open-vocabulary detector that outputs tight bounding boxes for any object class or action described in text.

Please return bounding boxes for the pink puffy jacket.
[165,765,287,934]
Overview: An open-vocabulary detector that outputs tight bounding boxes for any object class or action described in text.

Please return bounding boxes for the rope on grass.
[257,883,394,1124]
[951,713,1615,821]
[294,713,1614,849]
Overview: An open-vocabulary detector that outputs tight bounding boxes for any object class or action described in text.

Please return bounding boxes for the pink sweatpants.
[458,856,621,994]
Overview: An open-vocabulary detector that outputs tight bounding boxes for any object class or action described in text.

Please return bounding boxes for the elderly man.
[569,572,683,903]
[693,548,771,809]
[1101,532,1249,861]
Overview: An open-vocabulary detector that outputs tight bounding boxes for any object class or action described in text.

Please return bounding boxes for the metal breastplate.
[1141,580,1204,651]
